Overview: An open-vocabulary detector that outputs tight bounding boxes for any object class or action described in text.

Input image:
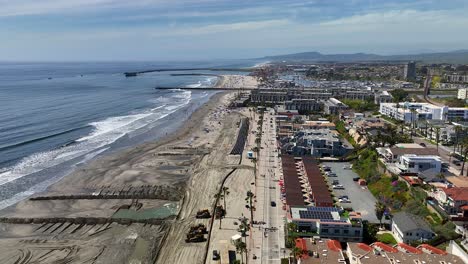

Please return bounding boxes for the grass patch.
[368,176,410,210]
[377,233,397,245]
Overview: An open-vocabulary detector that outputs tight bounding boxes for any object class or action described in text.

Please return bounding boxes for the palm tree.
[291,246,304,264]
[435,127,441,152]
[238,217,250,246]
[375,201,386,228]
[222,187,230,214]
[233,240,247,264]
[460,138,468,176]
[214,192,224,229]
[410,109,417,139]
[246,191,254,225]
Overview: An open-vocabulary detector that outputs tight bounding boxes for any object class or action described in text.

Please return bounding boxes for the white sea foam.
[0,90,192,188]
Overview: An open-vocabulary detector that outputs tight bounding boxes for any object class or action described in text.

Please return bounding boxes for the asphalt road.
[323,162,380,223]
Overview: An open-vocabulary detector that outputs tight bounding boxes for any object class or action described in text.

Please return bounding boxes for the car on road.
[419,142,427,147]
[270,201,276,207]
[332,185,344,189]
[352,177,360,182]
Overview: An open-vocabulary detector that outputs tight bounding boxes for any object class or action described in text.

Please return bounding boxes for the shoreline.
[0,74,256,264]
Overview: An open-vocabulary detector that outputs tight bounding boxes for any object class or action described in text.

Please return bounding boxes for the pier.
[124,67,252,77]
[155,86,256,91]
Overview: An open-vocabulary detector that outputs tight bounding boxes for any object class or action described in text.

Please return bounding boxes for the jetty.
[124,67,252,77]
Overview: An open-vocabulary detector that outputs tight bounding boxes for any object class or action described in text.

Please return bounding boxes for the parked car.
[332,180,340,185]
[338,195,349,199]
[327,173,337,177]
[352,177,360,182]
[213,250,220,260]
[339,198,351,203]
[270,201,276,207]
[419,142,426,147]
[332,185,344,189]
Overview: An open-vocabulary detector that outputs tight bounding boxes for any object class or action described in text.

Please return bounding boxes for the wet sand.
[0,75,256,264]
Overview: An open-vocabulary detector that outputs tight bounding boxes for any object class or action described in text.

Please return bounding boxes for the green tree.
[238,217,250,246]
[222,186,230,214]
[290,246,304,264]
[375,201,386,227]
[246,191,255,224]
[390,89,409,102]
[214,192,224,229]
[232,240,247,264]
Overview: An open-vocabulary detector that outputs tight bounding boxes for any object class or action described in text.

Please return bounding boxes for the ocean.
[0,60,259,209]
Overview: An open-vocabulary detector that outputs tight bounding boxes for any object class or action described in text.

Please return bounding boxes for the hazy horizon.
[1,0,468,61]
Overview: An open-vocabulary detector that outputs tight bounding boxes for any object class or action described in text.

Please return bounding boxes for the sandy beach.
[215,74,258,89]
[0,74,257,264]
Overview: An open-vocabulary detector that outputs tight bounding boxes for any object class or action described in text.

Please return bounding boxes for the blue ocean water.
[0,60,259,209]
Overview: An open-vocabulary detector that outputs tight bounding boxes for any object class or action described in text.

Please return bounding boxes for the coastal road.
[251,108,284,264]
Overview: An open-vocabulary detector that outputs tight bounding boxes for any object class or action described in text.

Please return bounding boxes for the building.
[391,212,435,243]
[291,129,353,157]
[396,155,442,175]
[285,98,322,112]
[458,88,468,100]
[431,187,468,215]
[379,102,448,123]
[374,90,393,104]
[347,241,464,264]
[281,156,334,207]
[447,107,468,121]
[378,145,439,163]
[323,98,348,115]
[404,61,416,81]
[446,74,468,83]
[295,238,347,264]
[288,207,363,242]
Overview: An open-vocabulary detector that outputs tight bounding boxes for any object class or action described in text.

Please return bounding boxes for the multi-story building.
[458,88,468,100]
[404,61,416,81]
[431,187,468,215]
[446,74,468,83]
[374,90,393,104]
[391,212,435,243]
[323,98,348,115]
[396,154,442,175]
[285,98,322,112]
[379,102,468,122]
[290,129,353,157]
[288,206,363,242]
[347,241,463,264]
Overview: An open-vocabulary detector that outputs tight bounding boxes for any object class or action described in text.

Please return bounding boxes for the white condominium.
[458,88,468,100]
[379,102,468,122]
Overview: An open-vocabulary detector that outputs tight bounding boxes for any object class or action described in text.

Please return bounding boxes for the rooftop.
[441,187,468,201]
[392,212,433,233]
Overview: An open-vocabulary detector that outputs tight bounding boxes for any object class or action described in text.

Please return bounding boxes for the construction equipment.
[195,209,211,219]
[185,224,208,243]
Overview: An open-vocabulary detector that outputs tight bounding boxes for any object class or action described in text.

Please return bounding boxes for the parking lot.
[322,162,380,223]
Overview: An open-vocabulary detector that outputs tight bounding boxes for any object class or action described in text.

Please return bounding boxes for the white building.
[396,154,441,174]
[392,212,435,243]
[380,102,468,122]
[458,88,468,100]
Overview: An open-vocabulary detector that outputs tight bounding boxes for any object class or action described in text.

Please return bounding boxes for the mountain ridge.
[261,50,468,64]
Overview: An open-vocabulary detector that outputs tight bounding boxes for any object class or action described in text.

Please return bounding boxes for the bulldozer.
[195,209,211,219]
[185,224,207,243]
[185,233,206,243]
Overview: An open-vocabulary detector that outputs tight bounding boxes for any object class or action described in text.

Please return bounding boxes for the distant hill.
[261,50,468,64]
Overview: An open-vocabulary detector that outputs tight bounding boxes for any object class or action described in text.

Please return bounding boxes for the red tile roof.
[303,157,333,207]
[418,244,447,255]
[327,240,342,252]
[295,238,309,259]
[441,187,468,201]
[398,243,422,254]
[372,242,398,253]
[357,243,373,252]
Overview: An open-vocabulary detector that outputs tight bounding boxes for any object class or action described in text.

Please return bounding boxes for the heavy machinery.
[185,224,208,243]
[195,209,211,219]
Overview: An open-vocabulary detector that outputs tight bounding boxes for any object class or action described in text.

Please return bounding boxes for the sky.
[1,0,468,61]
